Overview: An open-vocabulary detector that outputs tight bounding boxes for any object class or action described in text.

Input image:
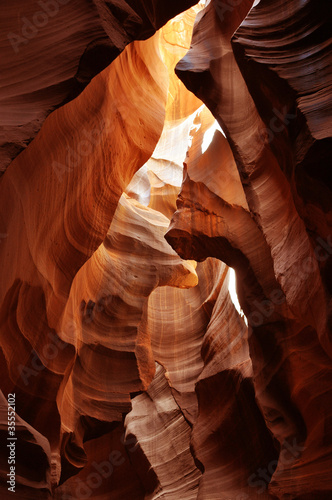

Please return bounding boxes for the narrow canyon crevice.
[0,1,331,499]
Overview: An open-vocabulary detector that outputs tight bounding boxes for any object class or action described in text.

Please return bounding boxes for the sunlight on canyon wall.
[0,0,331,499]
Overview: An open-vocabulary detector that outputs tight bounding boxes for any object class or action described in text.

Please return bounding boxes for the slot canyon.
[0,0,331,498]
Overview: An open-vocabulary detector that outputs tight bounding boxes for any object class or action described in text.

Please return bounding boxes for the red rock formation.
[166,0,332,497]
[0,0,197,173]
[0,0,331,499]
[58,193,198,477]
[0,391,52,498]
[0,27,170,498]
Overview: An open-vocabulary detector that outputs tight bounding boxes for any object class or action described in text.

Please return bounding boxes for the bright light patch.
[228,267,248,325]
[201,120,225,154]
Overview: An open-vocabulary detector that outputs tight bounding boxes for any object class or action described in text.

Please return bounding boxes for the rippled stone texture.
[0,0,197,173]
[0,0,331,499]
[167,0,332,497]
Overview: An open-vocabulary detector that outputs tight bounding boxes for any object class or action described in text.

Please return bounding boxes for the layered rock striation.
[0,0,331,499]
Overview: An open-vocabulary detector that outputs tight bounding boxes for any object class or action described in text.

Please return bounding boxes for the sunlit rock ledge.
[0,0,331,498]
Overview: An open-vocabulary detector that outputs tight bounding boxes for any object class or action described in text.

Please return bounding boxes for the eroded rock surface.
[0,0,197,173]
[0,1,331,499]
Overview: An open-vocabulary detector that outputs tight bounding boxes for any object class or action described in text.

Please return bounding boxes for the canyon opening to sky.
[0,0,331,499]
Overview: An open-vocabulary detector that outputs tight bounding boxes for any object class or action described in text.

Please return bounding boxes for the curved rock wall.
[0,1,331,499]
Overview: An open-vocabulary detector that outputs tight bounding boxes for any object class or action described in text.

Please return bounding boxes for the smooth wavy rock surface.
[0,0,197,173]
[0,390,52,498]
[232,0,332,142]
[167,0,332,498]
[0,0,332,499]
